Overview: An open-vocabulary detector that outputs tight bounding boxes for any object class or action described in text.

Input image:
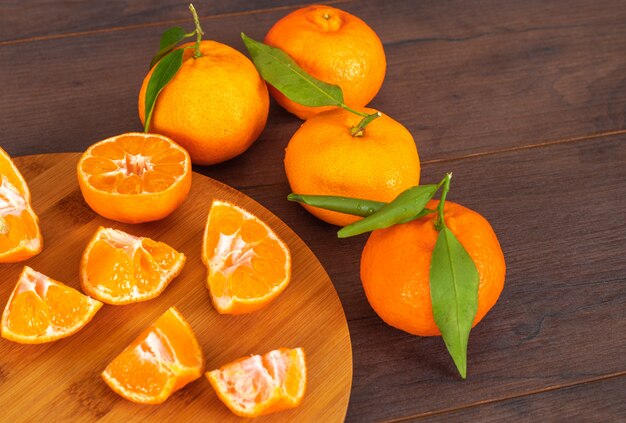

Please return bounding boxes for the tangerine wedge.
[80,227,186,305]
[202,200,291,314]
[206,347,307,417]
[77,132,192,224]
[0,147,42,262]
[102,306,204,404]
[1,266,102,344]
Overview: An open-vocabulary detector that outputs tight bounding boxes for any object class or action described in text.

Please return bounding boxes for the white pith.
[101,308,200,404]
[87,227,184,303]
[204,200,291,309]
[2,267,101,341]
[209,348,306,414]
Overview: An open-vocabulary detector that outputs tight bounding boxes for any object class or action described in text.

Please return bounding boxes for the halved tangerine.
[0,147,42,262]
[1,266,102,344]
[102,306,204,404]
[206,347,307,417]
[202,200,291,314]
[76,132,192,223]
[80,226,186,305]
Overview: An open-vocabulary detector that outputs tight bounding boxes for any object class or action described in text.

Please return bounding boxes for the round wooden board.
[0,153,352,422]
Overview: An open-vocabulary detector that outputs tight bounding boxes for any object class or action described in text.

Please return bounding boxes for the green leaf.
[337,185,439,238]
[149,26,188,68]
[241,33,344,107]
[429,226,479,379]
[160,26,186,49]
[410,207,436,221]
[144,48,184,132]
[287,193,385,217]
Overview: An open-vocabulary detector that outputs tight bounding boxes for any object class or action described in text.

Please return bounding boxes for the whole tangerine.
[138,41,269,165]
[284,107,420,226]
[360,200,506,336]
[264,5,386,119]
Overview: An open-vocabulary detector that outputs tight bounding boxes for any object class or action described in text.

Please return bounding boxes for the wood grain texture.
[0,0,348,43]
[1,0,625,169]
[0,153,352,422]
[409,376,626,422]
[235,134,626,422]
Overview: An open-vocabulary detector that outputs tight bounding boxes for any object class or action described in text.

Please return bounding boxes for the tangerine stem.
[350,112,381,137]
[341,104,369,118]
[435,173,452,231]
[189,4,204,58]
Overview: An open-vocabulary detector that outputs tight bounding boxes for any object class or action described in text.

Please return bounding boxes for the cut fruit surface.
[0,148,42,262]
[80,226,185,305]
[1,266,102,344]
[206,347,307,418]
[202,200,291,314]
[77,132,192,223]
[0,147,30,199]
[102,307,204,404]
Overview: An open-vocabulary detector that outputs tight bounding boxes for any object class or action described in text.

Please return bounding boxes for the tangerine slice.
[1,266,102,344]
[77,132,192,223]
[0,148,42,262]
[206,347,307,417]
[201,200,291,314]
[0,147,30,199]
[102,307,204,404]
[80,227,186,305]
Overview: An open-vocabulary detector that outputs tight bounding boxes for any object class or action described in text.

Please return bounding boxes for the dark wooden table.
[1,1,625,421]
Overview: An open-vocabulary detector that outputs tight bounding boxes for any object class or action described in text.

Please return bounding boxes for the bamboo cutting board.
[0,153,352,422]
